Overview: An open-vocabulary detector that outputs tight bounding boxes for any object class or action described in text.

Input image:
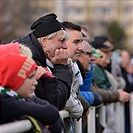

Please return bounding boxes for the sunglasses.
[80,50,92,57]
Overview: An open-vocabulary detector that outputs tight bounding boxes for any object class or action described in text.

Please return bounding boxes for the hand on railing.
[77,108,90,121]
[118,89,130,103]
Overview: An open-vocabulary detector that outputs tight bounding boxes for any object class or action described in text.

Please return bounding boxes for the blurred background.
[0,0,133,55]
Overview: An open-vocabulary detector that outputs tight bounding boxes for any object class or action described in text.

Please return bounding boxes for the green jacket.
[93,64,111,90]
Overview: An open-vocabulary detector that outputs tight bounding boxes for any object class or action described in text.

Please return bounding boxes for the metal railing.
[0,120,32,133]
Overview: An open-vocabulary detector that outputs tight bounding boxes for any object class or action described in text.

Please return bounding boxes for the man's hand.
[118,89,130,103]
[77,108,90,121]
[47,49,68,65]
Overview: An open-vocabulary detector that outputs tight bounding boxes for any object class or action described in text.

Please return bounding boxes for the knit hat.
[0,53,37,91]
[90,36,114,52]
[31,13,65,38]
[0,42,20,57]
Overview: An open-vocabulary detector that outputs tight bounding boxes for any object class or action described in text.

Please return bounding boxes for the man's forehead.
[56,30,68,40]
[57,29,65,36]
[72,37,82,41]
[83,40,91,48]
[66,30,82,42]
[104,40,112,46]
[67,29,82,35]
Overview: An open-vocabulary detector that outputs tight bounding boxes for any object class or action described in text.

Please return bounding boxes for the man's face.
[78,40,92,71]
[96,50,110,68]
[104,40,113,58]
[81,28,90,40]
[120,50,131,68]
[66,30,83,62]
[42,30,67,57]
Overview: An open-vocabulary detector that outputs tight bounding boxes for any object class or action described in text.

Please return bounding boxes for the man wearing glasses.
[77,39,103,107]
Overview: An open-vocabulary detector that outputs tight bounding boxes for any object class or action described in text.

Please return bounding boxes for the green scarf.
[0,86,22,99]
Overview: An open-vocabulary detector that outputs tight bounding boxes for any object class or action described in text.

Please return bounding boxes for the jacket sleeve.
[1,95,60,125]
[90,83,119,104]
[77,93,90,114]
[30,95,50,105]
[80,91,94,105]
[35,77,59,108]
[34,64,72,110]
[52,64,72,110]
[93,65,111,90]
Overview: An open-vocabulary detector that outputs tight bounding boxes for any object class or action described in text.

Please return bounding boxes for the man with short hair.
[13,13,72,110]
[62,21,90,116]
[61,21,90,133]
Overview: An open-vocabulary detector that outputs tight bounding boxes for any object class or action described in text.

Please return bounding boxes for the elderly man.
[77,38,103,107]
[13,13,72,110]
[80,26,130,104]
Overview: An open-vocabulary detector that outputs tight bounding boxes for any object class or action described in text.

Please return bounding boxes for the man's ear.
[96,49,101,54]
[40,37,47,47]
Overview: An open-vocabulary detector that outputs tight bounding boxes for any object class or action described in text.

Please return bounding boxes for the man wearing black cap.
[91,35,130,101]
[90,35,130,133]
[13,13,72,111]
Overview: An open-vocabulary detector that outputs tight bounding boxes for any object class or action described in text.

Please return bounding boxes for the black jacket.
[121,67,132,93]
[14,33,72,110]
[0,94,59,125]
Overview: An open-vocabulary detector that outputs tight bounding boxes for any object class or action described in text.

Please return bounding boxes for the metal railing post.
[74,118,82,133]
[99,105,106,128]
[87,107,95,133]
[115,102,125,132]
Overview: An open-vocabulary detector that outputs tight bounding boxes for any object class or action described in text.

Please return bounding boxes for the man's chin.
[87,67,91,71]
[72,57,78,62]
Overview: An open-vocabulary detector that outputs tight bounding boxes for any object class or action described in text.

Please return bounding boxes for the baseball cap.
[90,36,114,52]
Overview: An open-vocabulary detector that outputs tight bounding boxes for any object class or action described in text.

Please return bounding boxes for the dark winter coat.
[13,32,72,110]
[0,94,59,125]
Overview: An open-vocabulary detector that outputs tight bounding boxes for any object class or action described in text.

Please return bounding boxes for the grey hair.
[37,32,57,43]
[38,30,69,42]
[47,32,57,39]
[47,30,69,40]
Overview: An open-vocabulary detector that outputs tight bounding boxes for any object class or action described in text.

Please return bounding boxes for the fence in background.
[0,92,133,133]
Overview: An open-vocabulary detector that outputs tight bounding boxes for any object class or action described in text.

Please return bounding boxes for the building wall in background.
[1,0,133,53]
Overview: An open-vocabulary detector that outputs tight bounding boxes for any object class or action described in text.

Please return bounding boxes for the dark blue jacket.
[77,61,94,105]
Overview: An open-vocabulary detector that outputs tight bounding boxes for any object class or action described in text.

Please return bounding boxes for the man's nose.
[79,42,84,51]
[62,41,68,49]
[91,54,96,61]
[106,58,110,64]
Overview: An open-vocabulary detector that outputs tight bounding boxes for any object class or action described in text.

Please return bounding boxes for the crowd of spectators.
[0,13,132,133]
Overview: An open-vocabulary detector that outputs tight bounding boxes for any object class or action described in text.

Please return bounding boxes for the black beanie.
[31,13,65,38]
